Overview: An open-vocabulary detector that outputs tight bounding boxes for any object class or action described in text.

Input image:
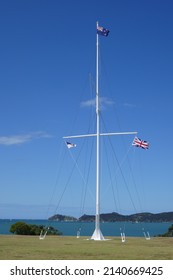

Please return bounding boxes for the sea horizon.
[0,219,172,237]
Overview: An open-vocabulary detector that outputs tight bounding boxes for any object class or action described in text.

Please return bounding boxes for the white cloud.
[81,98,96,107]
[0,131,51,146]
[81,97,114,109]
[123,102,136,108]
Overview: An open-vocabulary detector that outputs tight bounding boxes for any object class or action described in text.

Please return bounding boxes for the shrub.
[10,222,62,236]
[157,224,173,237]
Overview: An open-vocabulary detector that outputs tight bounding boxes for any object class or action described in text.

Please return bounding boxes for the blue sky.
[0,0,173,219]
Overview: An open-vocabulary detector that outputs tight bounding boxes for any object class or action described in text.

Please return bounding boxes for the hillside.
[49,214,77,222]
[49,211,173,222]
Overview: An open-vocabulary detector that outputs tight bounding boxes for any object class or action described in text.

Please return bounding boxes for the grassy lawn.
[0,235,172,260]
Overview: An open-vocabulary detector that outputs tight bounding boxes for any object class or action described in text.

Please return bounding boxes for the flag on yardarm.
[97,26,110,36]
[66,141,76,149]
[132,136,149,149]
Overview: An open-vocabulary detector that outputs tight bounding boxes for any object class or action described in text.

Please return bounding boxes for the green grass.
[0,235,172,260]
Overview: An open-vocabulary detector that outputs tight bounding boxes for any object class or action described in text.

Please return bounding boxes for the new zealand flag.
[97,26,110,37]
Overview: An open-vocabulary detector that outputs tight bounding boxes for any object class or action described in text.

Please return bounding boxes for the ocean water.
[0,219,172,237]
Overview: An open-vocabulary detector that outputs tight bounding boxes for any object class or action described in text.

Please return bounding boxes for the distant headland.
[49,211,173,222]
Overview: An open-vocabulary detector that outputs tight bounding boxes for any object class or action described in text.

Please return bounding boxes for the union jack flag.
[132,136,149,149]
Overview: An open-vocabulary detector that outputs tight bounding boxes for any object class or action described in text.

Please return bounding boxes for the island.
[49,211,173,222]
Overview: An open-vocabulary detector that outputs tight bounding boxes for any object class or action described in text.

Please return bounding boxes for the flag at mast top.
[96,22,110,37]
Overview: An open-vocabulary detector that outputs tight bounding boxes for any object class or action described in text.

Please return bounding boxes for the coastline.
[0,219,172,237]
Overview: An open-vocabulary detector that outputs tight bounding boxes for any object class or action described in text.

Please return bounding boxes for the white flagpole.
[91,21,104,240]
[63,23,137,241]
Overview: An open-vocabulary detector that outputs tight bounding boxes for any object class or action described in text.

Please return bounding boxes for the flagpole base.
[90,228,105,241]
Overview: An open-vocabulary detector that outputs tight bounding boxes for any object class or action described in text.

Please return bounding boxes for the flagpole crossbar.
[63,131,137,139]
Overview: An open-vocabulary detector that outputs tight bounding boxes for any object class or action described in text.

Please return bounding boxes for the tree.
[157,224,173,237]
[10,222,31,235]
[10,222,62,236]
[166,224,173,237]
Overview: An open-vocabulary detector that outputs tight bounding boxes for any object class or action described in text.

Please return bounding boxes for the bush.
[166,224,173,237]
[10,222,31,235]
[157,224,173,237]
[10,222,62,236]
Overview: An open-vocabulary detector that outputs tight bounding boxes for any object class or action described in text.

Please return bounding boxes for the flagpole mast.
[91,21,104,240]
[63,23,137,241]
[96,20,101,239]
